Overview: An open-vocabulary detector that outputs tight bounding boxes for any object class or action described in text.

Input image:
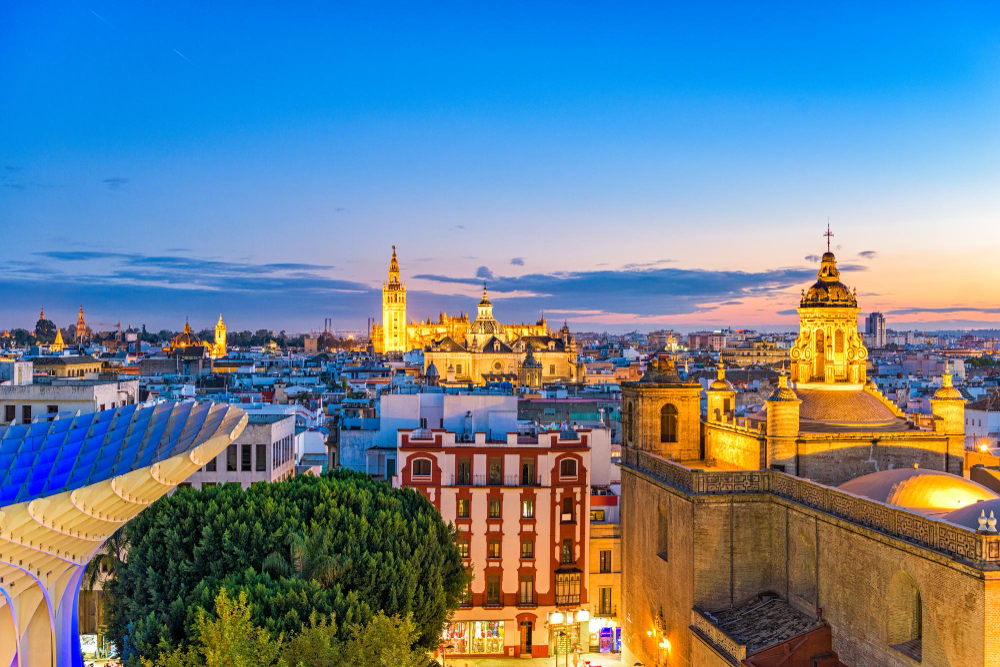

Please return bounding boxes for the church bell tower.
[382,246,407,353]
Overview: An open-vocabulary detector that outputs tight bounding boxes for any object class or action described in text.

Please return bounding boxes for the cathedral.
[371,246,551,354]
[370,247,575,385]
[165,316,227,359]
[620,239,997,666]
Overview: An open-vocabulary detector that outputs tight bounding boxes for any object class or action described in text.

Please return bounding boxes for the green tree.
[339,613,426,667]
[34,318,56,343]
[107,471,467,664]
[279,613,339,667]
[144,589,284,667]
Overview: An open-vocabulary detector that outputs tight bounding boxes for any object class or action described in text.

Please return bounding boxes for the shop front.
[442,620,505,655]
[588,616,622,653]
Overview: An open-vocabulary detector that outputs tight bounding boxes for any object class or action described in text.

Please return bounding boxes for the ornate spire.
[389,245,400,278]
[39,306,45,320]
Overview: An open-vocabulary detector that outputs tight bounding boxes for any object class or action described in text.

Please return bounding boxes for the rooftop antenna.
[824,218,834,253]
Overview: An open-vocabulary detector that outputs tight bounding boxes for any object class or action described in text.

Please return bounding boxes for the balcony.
[451,474,541,487]
[483,599,504,609]
[555,594,581,606]
[517,595,536,608]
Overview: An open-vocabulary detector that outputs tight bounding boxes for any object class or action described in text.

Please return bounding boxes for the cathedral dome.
[468,318,501,336]
[800,252,857,308]
[839,468,998,514]
[170,322,204,349]
[750,383,912,432]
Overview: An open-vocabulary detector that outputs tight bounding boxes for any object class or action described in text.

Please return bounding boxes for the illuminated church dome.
[467,285,502,348]
[839,468,998,515]
[171,320,204,349]
[800,251,857,308]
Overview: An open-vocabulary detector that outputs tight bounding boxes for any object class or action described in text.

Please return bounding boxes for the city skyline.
[3,3,1000,332]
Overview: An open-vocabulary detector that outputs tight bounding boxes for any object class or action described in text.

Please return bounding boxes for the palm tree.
[83,528,129,654]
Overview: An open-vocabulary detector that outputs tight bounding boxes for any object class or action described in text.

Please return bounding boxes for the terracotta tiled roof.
[968,392,1000,412]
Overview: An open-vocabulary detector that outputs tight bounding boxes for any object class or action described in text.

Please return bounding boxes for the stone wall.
[704,420,764,471]
[621,448,1000,667]
[795,433,961,485]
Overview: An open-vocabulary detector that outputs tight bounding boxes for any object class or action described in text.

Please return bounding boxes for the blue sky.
[3,2,999,333]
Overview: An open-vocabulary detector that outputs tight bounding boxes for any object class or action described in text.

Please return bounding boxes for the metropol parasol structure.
[0,400,248,667]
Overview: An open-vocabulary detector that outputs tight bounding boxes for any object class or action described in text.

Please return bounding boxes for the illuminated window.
[458,540,470,559]
[561,538,573,564]
[555,571,581,605]
[487,540,501,559]
[521,538,534,558]
[488,498,501,519]
[521,498,535,519]
[457,497,470,519]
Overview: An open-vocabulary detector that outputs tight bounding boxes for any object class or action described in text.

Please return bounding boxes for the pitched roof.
[481,336,514,354]
[430,336,466,352]
[968,392,1000,412]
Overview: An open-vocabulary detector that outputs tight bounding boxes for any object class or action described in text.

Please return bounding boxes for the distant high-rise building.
[866,311,886,348]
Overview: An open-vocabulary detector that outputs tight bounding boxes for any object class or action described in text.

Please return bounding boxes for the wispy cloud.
[415,265,819,318]
[173,49,193,64]
[857,250,877,259]
[475,266,495,280]
[889,306,1000,316]
[103,177,129,190]
[621,259,675,271]
[510,257,525,266]
[804,254,820,263]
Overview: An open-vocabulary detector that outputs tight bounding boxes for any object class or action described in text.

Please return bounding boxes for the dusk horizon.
[4,3,999,333]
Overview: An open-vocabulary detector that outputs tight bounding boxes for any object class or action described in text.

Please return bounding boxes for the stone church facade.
[620,247,999,666]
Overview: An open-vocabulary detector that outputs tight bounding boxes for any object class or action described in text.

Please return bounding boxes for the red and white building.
[395,426,593,659]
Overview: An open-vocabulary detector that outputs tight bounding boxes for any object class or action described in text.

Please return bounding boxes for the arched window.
[412,458,432,477]
[660,404,678,443]
[561,497,574,523]
[887,571,922,661]
[560,458,577,479]
[815,329,825,352]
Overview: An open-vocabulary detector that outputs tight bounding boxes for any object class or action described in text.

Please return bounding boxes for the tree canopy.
[106,470,467,664]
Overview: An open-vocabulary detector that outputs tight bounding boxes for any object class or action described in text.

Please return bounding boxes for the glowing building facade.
[370,247,549,354]
[618,237,1000,667]
[164,317,228,359]
[0,401,247,667]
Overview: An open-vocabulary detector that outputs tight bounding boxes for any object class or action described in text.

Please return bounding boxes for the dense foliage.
[106,470,467,664]
[144,589,429,667]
